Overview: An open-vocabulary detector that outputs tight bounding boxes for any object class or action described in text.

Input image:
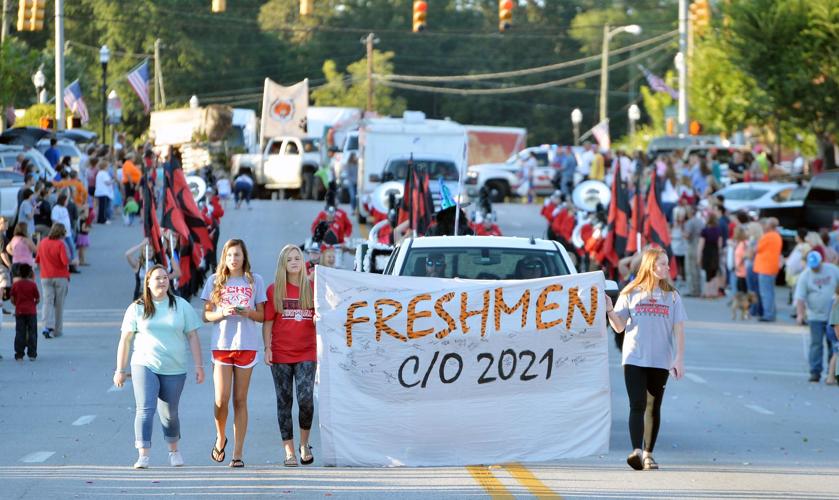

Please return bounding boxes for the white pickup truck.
[383,234,619,299]
[231,136,323,199]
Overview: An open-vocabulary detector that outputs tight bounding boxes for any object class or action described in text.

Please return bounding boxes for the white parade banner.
[260,78,308,139]
[314,268,611,467]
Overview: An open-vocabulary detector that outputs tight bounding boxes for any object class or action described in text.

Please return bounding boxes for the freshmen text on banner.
[314,268,611,467]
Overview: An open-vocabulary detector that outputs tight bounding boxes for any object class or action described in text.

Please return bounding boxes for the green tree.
[312,50,406,116]
[689,36,766,136]
[0,39,40,130]
[724,0,838,164]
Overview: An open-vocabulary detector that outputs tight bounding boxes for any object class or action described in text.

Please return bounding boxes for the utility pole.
[677,0,689,135]
[365,33,374,114]
[154,38,166,109]
[55,0,65,130]
[598,24,609,124]
[1,0,10,44]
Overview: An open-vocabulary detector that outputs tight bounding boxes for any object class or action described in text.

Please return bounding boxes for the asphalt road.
[1,200,838,499]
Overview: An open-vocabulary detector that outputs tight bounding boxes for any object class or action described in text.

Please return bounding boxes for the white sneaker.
[133,456,150,469]
[168,451,184,467]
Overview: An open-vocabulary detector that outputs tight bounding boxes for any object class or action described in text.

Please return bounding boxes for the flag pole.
[453,141,467,237]
[144,243,149,276]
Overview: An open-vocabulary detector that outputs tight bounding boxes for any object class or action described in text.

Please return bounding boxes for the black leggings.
[270,361,316,441]
[624,364,669,453]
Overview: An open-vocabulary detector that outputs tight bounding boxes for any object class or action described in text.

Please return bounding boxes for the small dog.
[731,291,757,320]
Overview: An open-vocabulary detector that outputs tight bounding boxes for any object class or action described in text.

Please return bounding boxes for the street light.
[599,24,642,123]
[32,67,46,104]
[189,95,200,109]
[571,108,583,145]
[99,45,110,142]
[628,104,640,137]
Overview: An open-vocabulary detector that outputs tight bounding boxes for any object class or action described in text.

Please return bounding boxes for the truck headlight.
[465,171,478,185]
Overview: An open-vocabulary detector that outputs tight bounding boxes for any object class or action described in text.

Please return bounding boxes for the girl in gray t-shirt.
[606,247,686,472]
[202,239,266,468]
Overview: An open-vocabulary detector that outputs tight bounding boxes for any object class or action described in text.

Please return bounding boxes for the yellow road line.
[502,462,562,499]
[466,465,514,499]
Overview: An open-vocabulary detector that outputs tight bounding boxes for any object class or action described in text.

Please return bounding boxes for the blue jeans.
[746,263,762,317]
[63,236,76,262]
[757,273,777,321]
[809,321,832,376]
[131,364,186,449]
[234,181,253,206]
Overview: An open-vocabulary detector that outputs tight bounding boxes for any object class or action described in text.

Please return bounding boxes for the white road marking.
[20,451,55,463]
[72,415,96,426]
[686,365,801,378]
[745,404,775,415]
[684,373,708,384]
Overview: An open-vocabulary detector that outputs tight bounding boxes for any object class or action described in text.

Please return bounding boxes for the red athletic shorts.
[211,350,257,369]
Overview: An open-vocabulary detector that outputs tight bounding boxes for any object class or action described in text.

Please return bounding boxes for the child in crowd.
[77,205,93,266]
[216,175,232,208]
[11,263,39,361]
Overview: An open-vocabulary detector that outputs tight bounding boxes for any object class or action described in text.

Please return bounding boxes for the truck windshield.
[401,247,569,280]
[383,159,459,182]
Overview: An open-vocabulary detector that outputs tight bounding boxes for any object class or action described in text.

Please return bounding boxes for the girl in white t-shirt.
[606,247,686,472]
[201,239,266,468]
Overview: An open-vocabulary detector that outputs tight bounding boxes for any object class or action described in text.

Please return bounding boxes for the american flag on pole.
[591,120,611,152]
[638,64,678,99]
[127,59,151,113]
[63,80,89,124]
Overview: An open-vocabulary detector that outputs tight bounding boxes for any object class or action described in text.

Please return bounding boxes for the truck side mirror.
[369,173,381,183]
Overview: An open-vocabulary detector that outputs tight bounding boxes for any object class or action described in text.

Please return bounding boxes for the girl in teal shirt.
[114,265,204,469]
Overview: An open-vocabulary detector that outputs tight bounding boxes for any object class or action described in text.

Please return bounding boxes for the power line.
[376,40,674,96]
[381,30,676,83]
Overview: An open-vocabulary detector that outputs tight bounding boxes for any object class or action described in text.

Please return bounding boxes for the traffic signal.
[498,0,513,32]
[689,0,711,36]
[17,0,46,32]
[412,1,427,33]
[39,116,55,130]
[689,120,703,135]
[211,0,225,13]
[300,0,313,16]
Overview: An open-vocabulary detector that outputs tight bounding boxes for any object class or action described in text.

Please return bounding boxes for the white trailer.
[358,111,467,222]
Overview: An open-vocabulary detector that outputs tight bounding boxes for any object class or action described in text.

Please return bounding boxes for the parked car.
[647,134,723,157]
[383,234,619,299]
[0,144,58,181]
[759,172,839,232]
[0,168,25,220]
[713,182,801,214]
[465,145,558,202]
[379,155,461,212]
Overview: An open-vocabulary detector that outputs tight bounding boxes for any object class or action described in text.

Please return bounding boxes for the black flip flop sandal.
[229,459,245,468]
[211,437,227,463]
[299,445,314,465]
[626,451,643,471]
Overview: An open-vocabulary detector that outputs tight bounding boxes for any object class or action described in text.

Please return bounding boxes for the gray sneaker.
[168,451,184,467]
[133,456,150,469]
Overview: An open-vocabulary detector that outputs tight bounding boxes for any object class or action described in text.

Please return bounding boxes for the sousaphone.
[571,180,610,212]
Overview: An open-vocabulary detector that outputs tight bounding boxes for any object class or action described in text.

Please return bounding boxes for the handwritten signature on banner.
[343,284,600,347]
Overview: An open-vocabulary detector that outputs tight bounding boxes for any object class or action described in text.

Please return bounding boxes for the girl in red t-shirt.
[263,244,316,467]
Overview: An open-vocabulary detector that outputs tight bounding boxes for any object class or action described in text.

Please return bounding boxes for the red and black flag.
[643,169,678,279]
[398,158,435,236]
[142,174,167,268]
[626,182,645,254]
[163,157,212,297]
[596,164,631,267]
